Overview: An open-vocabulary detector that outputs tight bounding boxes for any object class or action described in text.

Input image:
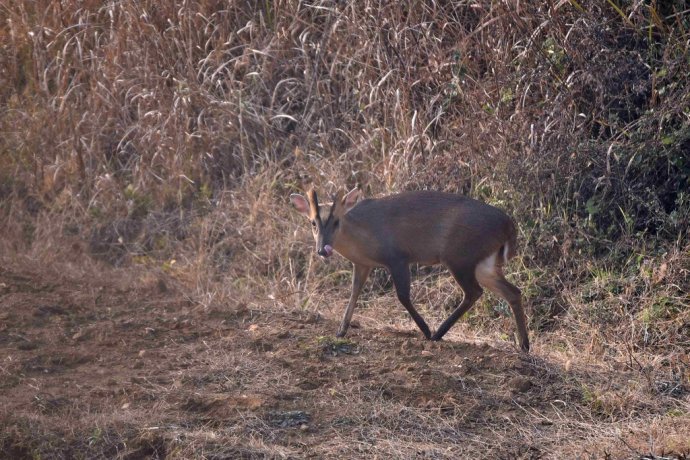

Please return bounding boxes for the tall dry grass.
[1,0,689,382]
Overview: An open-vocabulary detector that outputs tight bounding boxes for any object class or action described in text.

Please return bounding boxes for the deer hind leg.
[431,264,483,341]
[475,252,530,351]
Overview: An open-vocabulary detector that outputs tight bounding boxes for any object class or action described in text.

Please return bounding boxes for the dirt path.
[1,261,688,459]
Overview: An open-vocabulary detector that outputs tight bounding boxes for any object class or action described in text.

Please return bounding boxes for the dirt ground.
[1,257,689,459]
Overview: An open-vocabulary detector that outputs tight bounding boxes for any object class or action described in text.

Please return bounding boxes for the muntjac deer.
[290,188,529,351]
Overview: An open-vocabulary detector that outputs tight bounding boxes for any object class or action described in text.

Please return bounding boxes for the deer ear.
[290,194,311,217]
[342,188,360,211]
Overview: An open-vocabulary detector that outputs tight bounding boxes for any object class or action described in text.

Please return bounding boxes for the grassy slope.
[1,0,689,458]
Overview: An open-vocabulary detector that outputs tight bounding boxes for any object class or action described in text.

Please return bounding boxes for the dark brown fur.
[291,189,529,351]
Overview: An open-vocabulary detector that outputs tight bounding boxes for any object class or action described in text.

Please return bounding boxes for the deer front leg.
[336,264,371,337]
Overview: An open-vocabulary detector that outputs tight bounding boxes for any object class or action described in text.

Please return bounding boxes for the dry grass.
[1,255,688,458]
[1,0,690,458]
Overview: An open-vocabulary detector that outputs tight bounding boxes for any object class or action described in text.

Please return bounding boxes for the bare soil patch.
[1,259,688,459]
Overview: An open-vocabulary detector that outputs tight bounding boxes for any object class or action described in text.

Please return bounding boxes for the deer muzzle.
[318,244,334,258]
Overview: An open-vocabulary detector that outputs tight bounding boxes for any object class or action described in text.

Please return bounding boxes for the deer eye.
[334,220,340,229]
[311,221,317,228]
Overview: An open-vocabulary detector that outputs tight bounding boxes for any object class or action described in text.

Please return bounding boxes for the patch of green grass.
[124,184,152,218]
[638,296,682,325]
[316,336,360,356]
[580,384,605,414]
[666,408,685,417]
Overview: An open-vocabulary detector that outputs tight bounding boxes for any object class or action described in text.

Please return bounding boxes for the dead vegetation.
[1,0,689,458]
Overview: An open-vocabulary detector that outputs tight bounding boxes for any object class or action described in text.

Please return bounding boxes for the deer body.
[290,189,529,351]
